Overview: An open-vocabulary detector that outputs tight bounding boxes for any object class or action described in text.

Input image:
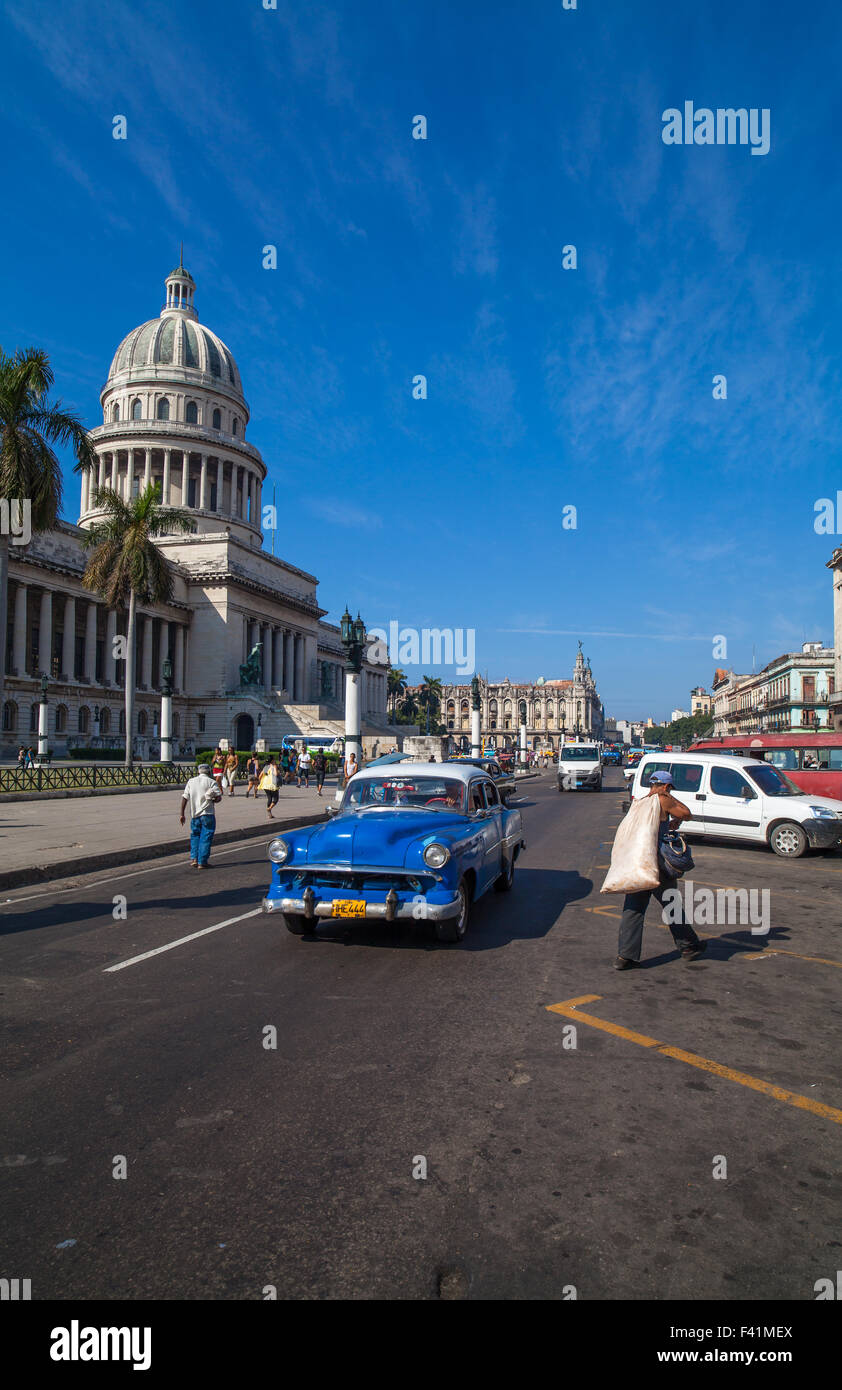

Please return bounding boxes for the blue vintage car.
[262,762,526,943]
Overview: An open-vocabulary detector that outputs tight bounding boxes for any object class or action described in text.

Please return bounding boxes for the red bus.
[687,733,842,800]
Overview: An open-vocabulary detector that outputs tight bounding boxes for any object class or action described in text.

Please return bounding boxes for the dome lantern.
[163,244,197,319]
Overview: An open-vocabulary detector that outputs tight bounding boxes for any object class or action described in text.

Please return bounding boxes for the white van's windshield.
[744,764,800,797]
[561,746,599,761]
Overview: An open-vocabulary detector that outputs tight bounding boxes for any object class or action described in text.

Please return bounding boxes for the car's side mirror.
[740,784,756,799]
[326,802,340,817]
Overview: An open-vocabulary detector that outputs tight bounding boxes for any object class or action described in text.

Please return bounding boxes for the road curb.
[0,810,329,892]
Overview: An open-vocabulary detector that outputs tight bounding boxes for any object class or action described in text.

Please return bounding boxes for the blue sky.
[2,0,842,721]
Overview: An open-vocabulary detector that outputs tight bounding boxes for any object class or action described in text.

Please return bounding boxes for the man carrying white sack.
[614,771,707,970]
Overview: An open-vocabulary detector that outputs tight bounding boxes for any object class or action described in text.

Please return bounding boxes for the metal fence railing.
[0,763,197,794]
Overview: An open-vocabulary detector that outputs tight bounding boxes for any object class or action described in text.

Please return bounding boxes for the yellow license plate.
[332,899,367,918]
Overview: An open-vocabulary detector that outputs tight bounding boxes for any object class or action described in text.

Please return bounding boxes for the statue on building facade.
[239,642,263,687]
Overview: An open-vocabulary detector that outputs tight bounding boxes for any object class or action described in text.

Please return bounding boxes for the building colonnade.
[83,446,263,525]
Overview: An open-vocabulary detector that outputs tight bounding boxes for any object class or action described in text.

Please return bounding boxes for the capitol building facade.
[2,261,389,756]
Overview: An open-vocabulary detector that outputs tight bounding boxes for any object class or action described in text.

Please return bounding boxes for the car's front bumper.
[262,888,463,921]
[801,818,842,849]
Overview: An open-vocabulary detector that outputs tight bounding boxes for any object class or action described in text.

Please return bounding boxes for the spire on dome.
[163,254,197,318]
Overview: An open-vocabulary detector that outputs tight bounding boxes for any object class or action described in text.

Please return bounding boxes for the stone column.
[98,453,107,491]
[215,458,223,513]
[105,609,117,685]
[283,630,293,693]
[13,583,27,675]
[38,589,53,677]
[272,629,282,692]
[174,625,184,692]
[163,448,172,505]
[262,625,272,686]
[84,600,98,684]
[61,597,76,683]
[181,452,189,507]
[199,454,208,511]
[109,453,118,491]
[231,464,240,516]
[255,478,263,529]
[143,448,152,492]
[141,615,153,689]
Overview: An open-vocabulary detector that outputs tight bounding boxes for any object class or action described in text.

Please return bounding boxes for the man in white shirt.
[179,763,223,869]
[297,748,312,787]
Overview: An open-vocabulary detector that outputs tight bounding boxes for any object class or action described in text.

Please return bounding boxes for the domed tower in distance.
[83,257,266,547]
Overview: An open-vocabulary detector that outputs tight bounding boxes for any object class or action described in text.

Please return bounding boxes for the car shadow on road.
[300,866,593,952]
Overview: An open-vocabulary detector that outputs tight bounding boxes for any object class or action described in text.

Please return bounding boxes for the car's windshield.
[561,747,599,761]
[345,776,466,812]
[744,764,801,797]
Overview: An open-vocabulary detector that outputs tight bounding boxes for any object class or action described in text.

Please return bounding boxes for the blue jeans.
[190,814,216,866]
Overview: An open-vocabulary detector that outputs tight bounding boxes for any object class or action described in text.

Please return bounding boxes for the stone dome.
[107,316,243,395]
[104,259,244,401]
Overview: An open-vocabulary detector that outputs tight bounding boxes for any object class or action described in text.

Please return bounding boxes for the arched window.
[137,710,147,734]
[112,403,120,422]
[232,417,240,436]
[78,706,90,734]
[99,708,110,734]
[131,399,142,421]
[55,705,67,733]
[172,712,180,736]
[186,401,198,425]
[156,398,170,421]
[29,703,39,733]
[2,700,16,732]
[119,709,126,735]
[212,408,221,430]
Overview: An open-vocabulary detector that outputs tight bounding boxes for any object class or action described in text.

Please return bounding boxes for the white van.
[627,751,842,858]
[558,742,602,792]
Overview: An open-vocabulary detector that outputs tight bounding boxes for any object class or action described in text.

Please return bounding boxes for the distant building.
[711,642,835,736]
[671,708,690,723]
[690,686,712,716]
[439,645,603,752]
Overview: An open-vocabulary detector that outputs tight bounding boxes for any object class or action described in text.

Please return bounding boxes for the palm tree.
[387,666,407,723]
[399,690,419,724]
[81,483,193,765]
[420,675,443,734]
[0,347,95,704]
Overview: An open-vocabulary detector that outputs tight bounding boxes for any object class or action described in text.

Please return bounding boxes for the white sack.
[600,795,661,894]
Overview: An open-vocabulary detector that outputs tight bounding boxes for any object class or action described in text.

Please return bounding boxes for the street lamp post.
[470,674,482,758]
[519,700,527,769]
[340,608,366,769]
[38,673,49,759]
[160,654,173,764]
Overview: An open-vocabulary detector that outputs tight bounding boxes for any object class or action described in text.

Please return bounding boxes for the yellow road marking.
[584,904,622,918]
[546,995,842,1126]
[735,945,842,969]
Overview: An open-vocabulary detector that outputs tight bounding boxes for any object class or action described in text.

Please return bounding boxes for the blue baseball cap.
[649,770,674,785]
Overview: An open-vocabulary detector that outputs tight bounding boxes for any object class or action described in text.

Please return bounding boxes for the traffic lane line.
[103,907,263,973]
[546,994,842,1126]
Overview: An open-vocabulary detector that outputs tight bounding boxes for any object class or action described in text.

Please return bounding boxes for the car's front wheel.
[283,913,317,935]
[435,878,471,943]
[769,821,808,858]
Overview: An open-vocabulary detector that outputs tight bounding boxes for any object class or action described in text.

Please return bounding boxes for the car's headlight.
[423,842,450,868]
[268,838,290,863]
[808,806,835,819]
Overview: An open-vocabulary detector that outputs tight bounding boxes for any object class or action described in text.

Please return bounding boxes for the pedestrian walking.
[224,750,239,796]
[287,748,298,785]
[297,747,312,787]
[259,757,281,817]
[615,771,707,969]
[245,753,260,797]
[25,746,34,770]
[180,763,223,869]
[280,746,290,783]
[211,748,225,789]
[344,750,358,785]
[17,746,25,769]
[313,750,327,796]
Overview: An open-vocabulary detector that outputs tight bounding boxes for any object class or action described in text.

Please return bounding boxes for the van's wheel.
[769,822,808,858]
[435,878,471,942]
[284,914,316,935]
[494,854,515,893]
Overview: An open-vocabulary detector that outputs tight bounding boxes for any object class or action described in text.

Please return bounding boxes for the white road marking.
[103,908,263,973]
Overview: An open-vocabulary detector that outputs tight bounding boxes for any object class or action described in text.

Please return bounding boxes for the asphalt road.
[1,770,840,1301]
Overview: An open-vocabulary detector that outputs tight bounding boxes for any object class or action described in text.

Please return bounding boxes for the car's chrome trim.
[262,894,462,921]
[280,862,444,881]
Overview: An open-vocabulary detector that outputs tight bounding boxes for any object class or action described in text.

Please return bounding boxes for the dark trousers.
[618,875,701,962]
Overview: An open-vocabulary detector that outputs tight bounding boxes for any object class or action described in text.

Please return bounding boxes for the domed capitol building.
[2,260,389,756]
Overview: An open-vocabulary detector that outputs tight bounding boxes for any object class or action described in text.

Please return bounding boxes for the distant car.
[444,755,517,803]
[262,762,526,942]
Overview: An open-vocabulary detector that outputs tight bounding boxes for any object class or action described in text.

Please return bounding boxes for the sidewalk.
[0,779,339,890]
